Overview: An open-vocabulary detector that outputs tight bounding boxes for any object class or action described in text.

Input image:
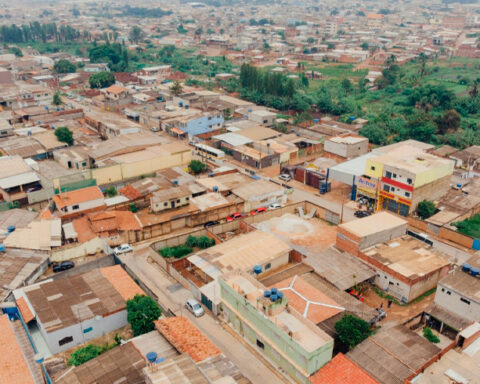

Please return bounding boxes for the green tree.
[170,80,183,96]
[423,327,440,343]
[54,126,73,146]
[126,294,161,336]
[105,186,117,197]
[436,109,461,134]
[8,46,22,57]
[417,200,436,220]
[52,91,63,106]
[68,344,106,366]
[361,42,369,51]
[53,59,76,73]
[335,314,372,349]
[129,26,145,43]
[189,160,206,174]
[89,71,115,88]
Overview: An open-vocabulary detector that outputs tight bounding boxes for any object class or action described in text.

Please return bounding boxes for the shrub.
[417,200,437,220]
[160,245,193,258]
[335,314,372,349]
[189,160,206,174]
[105,186,117,197]
[197,235,215,249]
[423,327,440,343]
[126,294,161,336]
[54,126,73,146]
[186,235,198,248]
[68,343,113,366]
[129,203,138,213]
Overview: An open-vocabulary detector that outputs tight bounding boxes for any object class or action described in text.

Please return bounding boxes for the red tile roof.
[120,185,142,200]
[100,265,145,301]
[310,353,379,384]
[155,317,221,362]
[0,315,35,384]
[16,297,34,323]
[53,186,104,209]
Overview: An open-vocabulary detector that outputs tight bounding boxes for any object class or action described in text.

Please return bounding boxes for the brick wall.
[335,227,360,255]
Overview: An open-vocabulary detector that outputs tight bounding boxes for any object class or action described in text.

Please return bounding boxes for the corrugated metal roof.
[212,132,253,147]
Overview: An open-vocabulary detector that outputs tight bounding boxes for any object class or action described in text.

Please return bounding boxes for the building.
[357,144,454,216]
[232,179,284,211]
[3,219,61,251]
[348,325,441,384]
[248,109,277,126]
[150,185,192,213]
[13,265,144,354]
[337,213,450,302]
[0,155,41,203]
[52,186,105,218]
[219,272,333,384]
[323,135,369,161]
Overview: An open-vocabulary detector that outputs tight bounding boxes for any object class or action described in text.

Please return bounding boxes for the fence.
[50,237,105,262]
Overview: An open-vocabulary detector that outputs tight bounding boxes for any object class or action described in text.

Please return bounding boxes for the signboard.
[357,176,378,198]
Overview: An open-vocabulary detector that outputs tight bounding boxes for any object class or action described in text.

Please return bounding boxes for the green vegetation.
[8,46,22,57]
[453,214,480,238]
[189,160,206,174]
[186,235,216,249]
[423,327,440,343]
[54,59,76,73]
[68,343,116,366]
[126,295,161,336]
[105,186,117,197]
[89,71,115,89]
[89,44,129,72]
[0,22,85,43]
[335,314,373,349]
[52,91,63,106]
[170,81,183,96]
[129,203,138,213]
[129,26,145,43]
[372,286,436,306]
[120,6,172,18]
[160,245,193,258]
[54,126,73,146]
[417,200,437,220]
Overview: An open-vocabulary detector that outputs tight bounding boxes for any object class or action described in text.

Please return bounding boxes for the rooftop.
[196,172,253,192]
[155,317,221,363]
[232,179,284,200]
[310,353,379,384]
[190,192,231,211]
[188,231,291,280]
[3,219,61,250]
[52,186,104,209]
[363,236,450,279]
[142,354,210,384]
[327,135,368,145]
[151,185,191,202]
[439,268,480,303]
[348,325,441,384]
[339,212,407,239]
[16,266,144,333]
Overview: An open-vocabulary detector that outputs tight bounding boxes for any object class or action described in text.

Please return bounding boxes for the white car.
[268,203,282,210]
[185,298,204,317]
[278,174,292,182]
[113,244,133,256]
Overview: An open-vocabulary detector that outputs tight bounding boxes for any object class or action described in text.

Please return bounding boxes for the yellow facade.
[413,161,454,188]
[364,158,384,179]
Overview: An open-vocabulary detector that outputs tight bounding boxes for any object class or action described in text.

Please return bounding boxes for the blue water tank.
[146,352,157,363]
[471,267,480,277]
[270,294,278,302]
[179,102,183,107]
[173,180,178,185]
[7,225,15,233]
[313,118,319,123]
[213,186,219,192]
[253,265,262,274]
[457,183,462,189]
[277,292,284,300]
[0,244,5,252]
[462,263,472,273]
[271,287,278,295]
[34,353,44,364]
[264,290,271,298]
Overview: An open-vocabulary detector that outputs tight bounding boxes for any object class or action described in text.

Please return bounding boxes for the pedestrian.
[380,302,383,309]
[387,300,392,308]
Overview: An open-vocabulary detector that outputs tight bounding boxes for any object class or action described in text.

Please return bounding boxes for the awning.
[0,172,39,189]
[62,222,78,240]
[170,127,185,135]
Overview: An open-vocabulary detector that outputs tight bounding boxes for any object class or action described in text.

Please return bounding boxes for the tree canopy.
[335,314,372,349]
[54,126,73,146]
[54,59,76,74]
[129,26,145,43]
[189,160,206,174]
[417,200,437,220]
[126,295,161,336]
[89,71,115,89]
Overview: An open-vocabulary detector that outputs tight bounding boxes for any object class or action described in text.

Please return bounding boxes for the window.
[263,120,268,124]
[371,166,375,171]
[164,202,168,207]
[83,327,93,333]
[72,204,79,210]
[385,171,392,178]
[186,197,189,200]
[265,263,271,270]
[405,192,410,198]
[447,291,451,295]
[383,185,390,192]
[461,298,471,305]
[393,173,397,178]
[59,336,73,346]
[256,339,264,349]
[176,199,180,203]
[441,288,445,292]
[82,162,87,167]
[208,116,212,120]
[407,178,413,185]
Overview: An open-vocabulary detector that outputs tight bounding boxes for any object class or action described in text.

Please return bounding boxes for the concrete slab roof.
[339,212,407,238]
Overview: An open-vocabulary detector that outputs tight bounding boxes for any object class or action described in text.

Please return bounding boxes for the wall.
[183,114,224,136]
[242,190,284,212]
[64,198,105,214]
[435,281,480,322]
[152,195,191,213]
[411,174,452,211]
[50,237,105,262]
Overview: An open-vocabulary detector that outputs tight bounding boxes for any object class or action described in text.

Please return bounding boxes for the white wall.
[64,197,104,214]
[435,283,480,322]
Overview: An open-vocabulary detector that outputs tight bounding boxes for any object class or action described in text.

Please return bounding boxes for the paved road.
[120,248,289,384]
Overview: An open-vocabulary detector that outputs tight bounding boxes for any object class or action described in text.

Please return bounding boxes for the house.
[52,186,105,218]
[337,213,450,303]
[348,325,441,384]
[13,265,144,354]
[450,146,480,170]
[323,135,369,161]
[53,146,90,170]
[232,179,285,211]
[248,109,277,126]
[3,219,62,251]
[219,271,333,384]
[0,156,41,203]
[103,85,129,100]
[150,186,192,213]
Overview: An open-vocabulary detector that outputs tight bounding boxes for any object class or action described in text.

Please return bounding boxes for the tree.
[89,71,115,88]
[423,327,440,343]
[54,126,73,146]
[417,200,436,220]
[170,80,183,96]
[189,160,206,174]
[52,91,63,106]
[469,78,480,99]
[8,46,22,57]
[360,42,369,51]
[105,186,117,197]
[68,344,107,366]
[129,26,145,43]
[53,59,76,73]
[335,314,372,349]
[435,109,460,134]
[126,294,161,336]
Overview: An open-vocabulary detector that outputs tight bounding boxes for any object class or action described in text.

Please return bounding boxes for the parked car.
[185,298,204,317]
[204,220,220,228]
[268,203,282,210]
[26,185,42,193]
[250,207,266,216]
[113,243,133,256]
[52,261,75,273]
[226,212,244,222]
[354,210,371,218]
[278,174,292,182]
